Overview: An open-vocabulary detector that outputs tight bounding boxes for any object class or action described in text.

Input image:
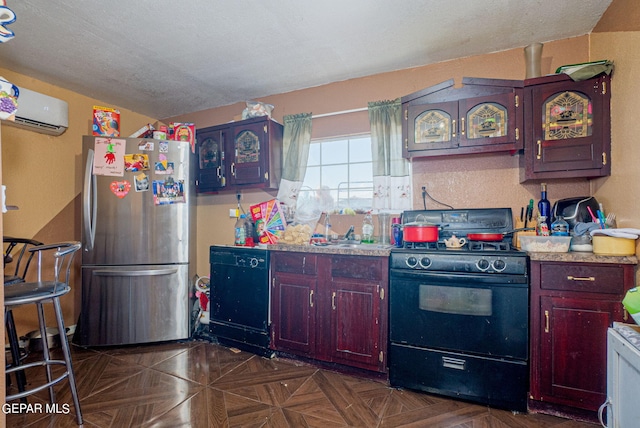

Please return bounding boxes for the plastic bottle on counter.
[234,214,247,246]
[391,217,402,246]
[362,211,374,243]
[538,183,551,231]
[323,212,331,242]
[392,222,403,248]
[245,217,255,247]
[537,216,550,236]
[551,216,569,236]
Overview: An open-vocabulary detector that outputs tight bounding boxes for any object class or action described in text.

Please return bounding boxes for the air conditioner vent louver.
[13,117,63,132]
[1,87,68,136]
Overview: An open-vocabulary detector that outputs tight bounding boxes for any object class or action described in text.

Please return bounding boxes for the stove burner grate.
[402,241,441,250]
[468,241,512,251]
[402,240,514,251]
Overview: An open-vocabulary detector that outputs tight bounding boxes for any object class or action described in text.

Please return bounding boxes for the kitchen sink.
[333,243,393,249]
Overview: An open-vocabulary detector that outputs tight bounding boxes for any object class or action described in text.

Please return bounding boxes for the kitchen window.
[298,134,373,213]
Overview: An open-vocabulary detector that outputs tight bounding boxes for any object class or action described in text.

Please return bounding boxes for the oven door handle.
[390,269,528,285]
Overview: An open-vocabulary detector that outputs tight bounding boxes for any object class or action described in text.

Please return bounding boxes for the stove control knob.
[492,259,506,272]
[406,256,418,268]
[419,257,432,269]
[476,259,490,271]
[250,257,259,268]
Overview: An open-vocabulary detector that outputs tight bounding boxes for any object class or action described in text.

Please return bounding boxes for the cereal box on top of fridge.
[93,106,120,137]
[171,122,195,152]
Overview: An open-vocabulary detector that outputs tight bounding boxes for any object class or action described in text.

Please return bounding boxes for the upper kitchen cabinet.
[195,116,283,193]
[520,73,611,182]
[196,126,226,193]
[402,77,524,158]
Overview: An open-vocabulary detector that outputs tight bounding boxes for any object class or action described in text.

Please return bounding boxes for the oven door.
[389,269,528,360]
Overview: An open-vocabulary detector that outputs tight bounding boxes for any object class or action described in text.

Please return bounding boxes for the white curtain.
[276,113,313,214]
[368,99,411,211]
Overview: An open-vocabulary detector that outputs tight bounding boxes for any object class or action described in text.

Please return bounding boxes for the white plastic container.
[519,236,571,253]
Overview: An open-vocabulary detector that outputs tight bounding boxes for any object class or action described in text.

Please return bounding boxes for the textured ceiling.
[0,0,612,119]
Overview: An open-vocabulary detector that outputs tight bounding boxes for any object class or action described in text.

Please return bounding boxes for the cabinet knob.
[536,140,542,160]
[452,119,456,138]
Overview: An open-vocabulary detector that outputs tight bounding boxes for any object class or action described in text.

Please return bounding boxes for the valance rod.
[312,107,367,119]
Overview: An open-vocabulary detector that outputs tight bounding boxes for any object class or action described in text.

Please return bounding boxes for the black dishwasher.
[209,245,272,356]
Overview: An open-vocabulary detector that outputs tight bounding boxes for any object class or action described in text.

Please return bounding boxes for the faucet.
[344,225,355,240]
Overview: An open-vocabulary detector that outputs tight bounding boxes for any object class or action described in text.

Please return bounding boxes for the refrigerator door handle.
[83,149,97,251]
[92,268,179,277]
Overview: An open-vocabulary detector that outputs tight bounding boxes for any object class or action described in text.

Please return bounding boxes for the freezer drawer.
[75,264,190,346]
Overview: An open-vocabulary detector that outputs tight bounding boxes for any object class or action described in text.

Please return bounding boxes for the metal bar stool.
[4,241,83,425]
[3,236,43,401]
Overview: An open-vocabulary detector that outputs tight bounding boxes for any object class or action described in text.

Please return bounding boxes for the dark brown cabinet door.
[271,271,317,355]
[270,252,388,373]
[522,74,611,181]
[195,127,226,192]
[195,116,283,193]
[458,93,519,148]
[328,278,384,371]
[229,121,266,186]
[538,295,619,410]
[406,101,458,152]
[402,77,523,158]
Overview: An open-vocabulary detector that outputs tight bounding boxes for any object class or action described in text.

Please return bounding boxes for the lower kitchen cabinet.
[529,259,636,419]
[271,270,317,355]
[271,251,388,373]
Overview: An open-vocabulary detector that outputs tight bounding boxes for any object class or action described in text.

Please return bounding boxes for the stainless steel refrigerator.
[75,135,196,346]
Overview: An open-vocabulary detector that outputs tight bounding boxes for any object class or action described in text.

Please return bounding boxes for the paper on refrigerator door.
[93,137,126,176]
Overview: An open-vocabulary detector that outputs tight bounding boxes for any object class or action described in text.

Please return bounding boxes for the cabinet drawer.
[272,252,317,275]
[540,263,625,294]
[331,256,386,281]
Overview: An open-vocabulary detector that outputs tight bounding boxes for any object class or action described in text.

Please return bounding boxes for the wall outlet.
[229,208,239,218]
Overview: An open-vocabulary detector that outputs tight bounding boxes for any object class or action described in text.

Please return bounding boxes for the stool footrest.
[6,359,68,402]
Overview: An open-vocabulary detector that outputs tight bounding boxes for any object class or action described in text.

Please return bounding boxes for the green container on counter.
[623,288,640,325]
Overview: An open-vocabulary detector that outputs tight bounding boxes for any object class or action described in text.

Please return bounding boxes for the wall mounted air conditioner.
[2,87,69,136]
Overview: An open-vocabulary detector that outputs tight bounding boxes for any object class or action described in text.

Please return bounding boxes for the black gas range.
[389,208,530,412]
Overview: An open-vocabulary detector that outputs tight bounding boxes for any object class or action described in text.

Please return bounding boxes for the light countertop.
[268,243,393,257]
[527,251,638,264]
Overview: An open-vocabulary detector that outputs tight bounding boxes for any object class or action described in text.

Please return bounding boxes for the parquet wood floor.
[6,341,597,427]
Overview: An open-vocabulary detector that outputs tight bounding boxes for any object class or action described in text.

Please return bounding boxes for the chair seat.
[4,281,71,307]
